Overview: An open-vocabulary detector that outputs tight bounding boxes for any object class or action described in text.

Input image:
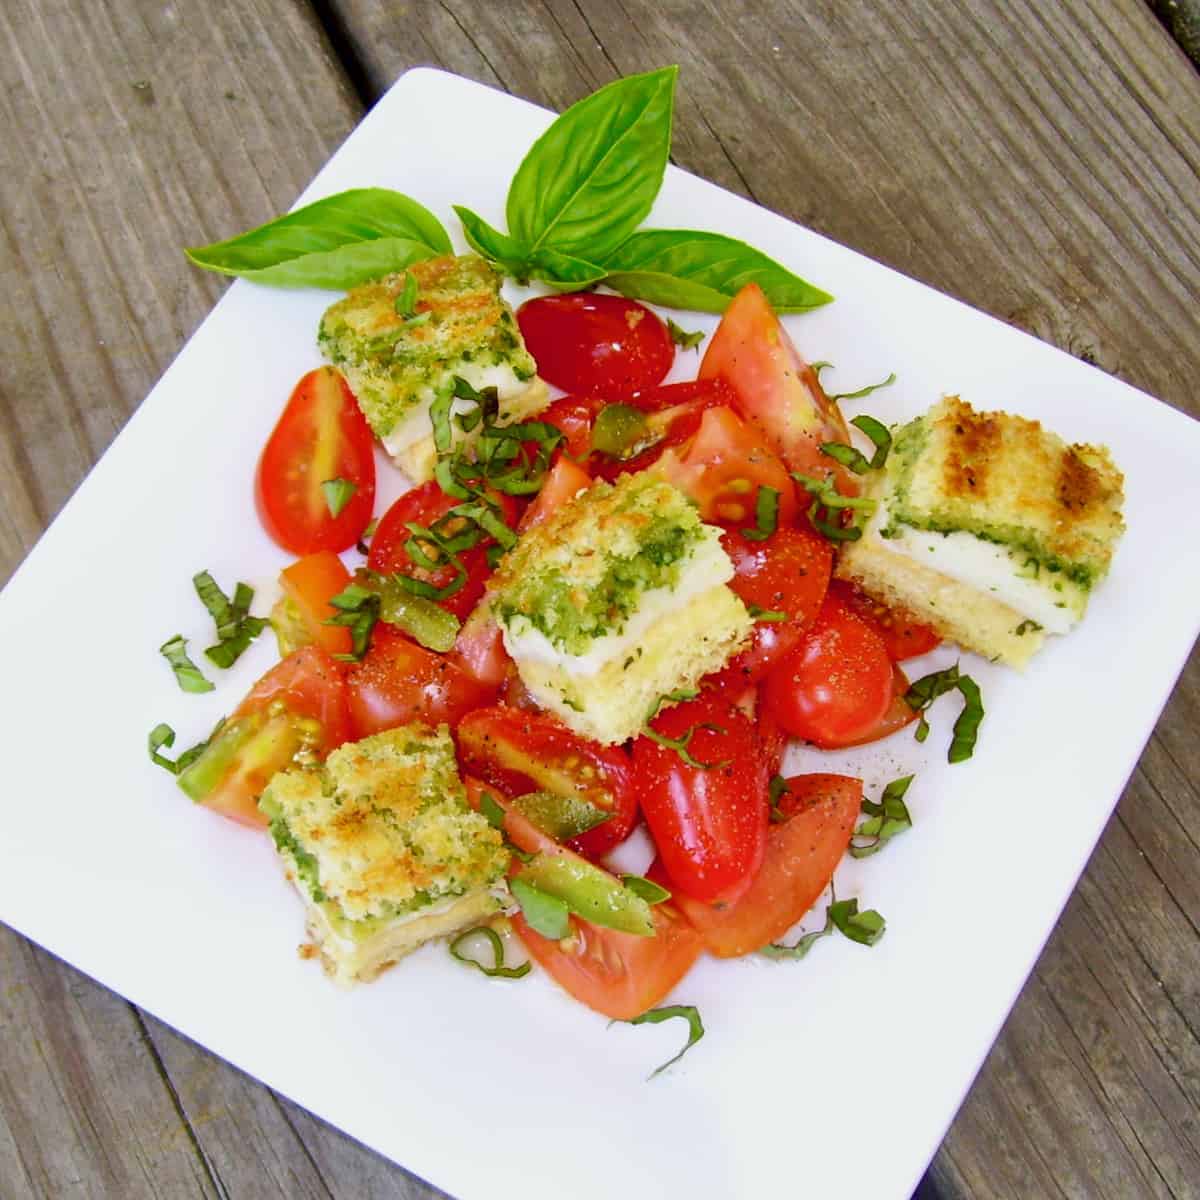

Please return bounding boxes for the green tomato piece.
[592,404,650,458]
[516,851,655,937]
[511,791,611,841]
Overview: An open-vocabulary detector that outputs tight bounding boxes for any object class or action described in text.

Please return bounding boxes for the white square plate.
[3,68,1198,1200]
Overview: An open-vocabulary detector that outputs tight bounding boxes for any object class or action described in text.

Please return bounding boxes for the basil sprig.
[159,635,214,693]
[619,1004,705,1079]
[193,572,268,669]
[905,664,985,762]
[793,472,877,541]
[186,189,452,288]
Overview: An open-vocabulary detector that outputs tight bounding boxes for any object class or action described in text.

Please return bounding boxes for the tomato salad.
[154,281,946,1029]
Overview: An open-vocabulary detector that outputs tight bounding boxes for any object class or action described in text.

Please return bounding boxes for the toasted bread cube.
[489,473,752,743]
[318,254,548,481]
[837,396,1124,666]
[260,725,508,985]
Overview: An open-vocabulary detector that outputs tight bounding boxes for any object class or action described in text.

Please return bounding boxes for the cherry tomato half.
[457,707,637,859]
[632,692,768,905]
[761,590,893,748]
[663,773,860,957]
[345,626,495,737]
[256,367,376,555]
[830,579,941,661]
[517,294,674,396]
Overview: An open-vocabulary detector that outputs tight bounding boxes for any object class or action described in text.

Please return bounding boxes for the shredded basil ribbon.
[740,485,780,542]
[449,926,530,979]
[762,891,887,958]
[159,635,214,693]
[819,415,892,477]
[828,372,897,403]
[192,571,267,668]
[148,722,216,775]
[849,775,914,858]
[320,477,357,518]
[667,317,704,349]
[792,472,877,542]
[618,1005,705,1079]
[510,876,571,939]
[768,774,789,823]
[394,271,419,317]
[324,583,380,661]
[748,605,787,622]
[905,664,985,762]
[642,722,731,771]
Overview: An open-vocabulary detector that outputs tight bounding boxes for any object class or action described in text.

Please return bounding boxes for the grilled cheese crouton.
[260,725,508,985]
[318,254,548,482]
[490,472,752,743]
[837,396,1124,666]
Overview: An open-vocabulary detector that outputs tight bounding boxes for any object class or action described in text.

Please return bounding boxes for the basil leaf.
[449,926,531,979]
[820,441,873,475]
[667,318,705,350]
[642,722,731,771]
[479,792,506,831]
[602,229,832,313]
[850,414,892,470]
[186,188,451,288]
[510,877,571,940]
[321,478,357,518]
[205,617,267,669]
[829,372,897,403]
[622,1004,705,1079]
[324,583,381,661]
[159,635,214,693]
[148,721,219,776]
[949,676,985,763]
[454,205,533,278]
[849,774,915,858]
[193,571,238,640]
[748,606,787,622]
[394,272,419,317]
[761,908,836,959]
[621,875,671,905]
[507,67,677,261]
[829,898,887,946]
[740,485,780,542]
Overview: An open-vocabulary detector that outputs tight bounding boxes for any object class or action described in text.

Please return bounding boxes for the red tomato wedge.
[368,481,518,622]
[664,773,860,957]
[517,294,674,396]
[830,580,941,661]
[838,662,920,747]
[177,647,351,828]
[632,693,768,904]
[463,776,551,858]
[541,395,602,459]
[278,551,354,658]
[457,708,637,859]
[514,902,703,1021]
[256,367,376,555]
[655,406,798,529]
[708,524,833,689]
[451,606,511,692]
[345,626,495,737]
[699,284,857,491]
[518,456,592,532]
[762,589,894,749]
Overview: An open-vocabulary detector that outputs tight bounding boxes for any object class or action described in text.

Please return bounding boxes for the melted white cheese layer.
[872,502,1079,635]
[502,528,734,677]
[381,363,530,456]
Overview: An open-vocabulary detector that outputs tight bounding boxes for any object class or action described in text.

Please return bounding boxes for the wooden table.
[3,3,1198,1196]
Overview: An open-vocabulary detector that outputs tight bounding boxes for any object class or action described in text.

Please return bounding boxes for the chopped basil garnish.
[904,663,985,762]
[159,635,214,693]
[768,774,789,823]
[621,875,671,904]
[449,925,530,979]
[666,317,705,350]
[1014,618,1042,636]
[819,441,873,475]
[479,791,506,830]
[850,414,892,469]
[760,907,835,959]
[394,271,419,316]
[849,775,914,858]
[324,583,381,661]
[621,1005,705,1079]
[829,897,887,945]
[320,477,357,518]
[355,518,378,556]
[828,371,897,402]
[740,485,780,542]
[642,722,731,771]
[747,605,787,622]
[592,404,650,458]
[192,572,266,668]
[792,472,877,541]
[430,386,454,453]
[147,722,216,775]
[510,876,571,940]
[646,687,699,723]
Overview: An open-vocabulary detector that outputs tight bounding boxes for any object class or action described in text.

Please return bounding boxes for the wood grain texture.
[1,1,1198,1198]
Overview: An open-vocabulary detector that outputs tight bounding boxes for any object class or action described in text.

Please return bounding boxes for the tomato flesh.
[457,708,637,859]
[632,693,768,904]
[514,902,703,1021]
[831,579,941,661]
[666,773,860,957]
[345,627,495,737]
[278,551,354,658]
[517,294,674,396]
[762,590,894,748]
[699,284,857,491]
[518,456,592,533]
[180,646,351,827]
[256,367,376,555]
